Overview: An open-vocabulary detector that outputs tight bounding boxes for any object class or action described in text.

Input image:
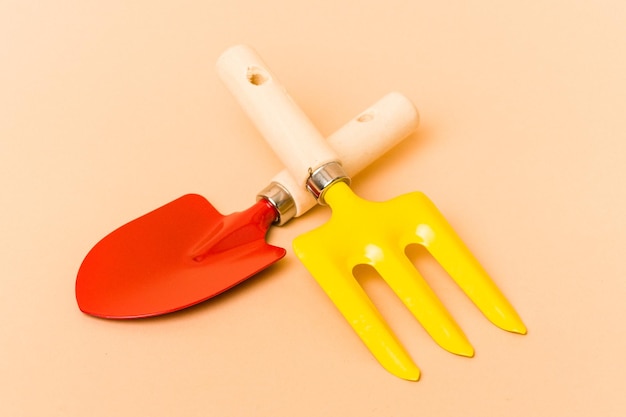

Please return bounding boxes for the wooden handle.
[216,45,340,187]
[272,92,419,216]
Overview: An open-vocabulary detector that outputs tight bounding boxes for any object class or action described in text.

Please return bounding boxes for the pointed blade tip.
[390,365,421,382]
[444,339,475,358]
[509,322,528,335]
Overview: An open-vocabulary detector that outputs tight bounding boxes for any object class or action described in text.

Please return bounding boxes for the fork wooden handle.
[269,92,418,216]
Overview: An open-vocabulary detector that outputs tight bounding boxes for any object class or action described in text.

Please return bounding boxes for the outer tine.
[373,250,475,357]
[293,241,421,381]
[414,193,528,334]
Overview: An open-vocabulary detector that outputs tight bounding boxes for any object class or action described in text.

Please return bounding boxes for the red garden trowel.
[75,89,419,317]
[217,45,526,381]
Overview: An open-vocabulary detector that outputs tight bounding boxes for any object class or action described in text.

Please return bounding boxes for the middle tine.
[295,247,421,381]
[372,248,475,357]
[413,194,527,335]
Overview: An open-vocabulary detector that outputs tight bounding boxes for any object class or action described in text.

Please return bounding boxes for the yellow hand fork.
[217,45,526,381]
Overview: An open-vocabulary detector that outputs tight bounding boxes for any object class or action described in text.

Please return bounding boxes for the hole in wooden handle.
[246,66,270,85]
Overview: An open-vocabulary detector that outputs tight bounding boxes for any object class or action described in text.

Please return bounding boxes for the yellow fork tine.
[372,250,474,357]
[406,192,528,334]
[294,232,421,381]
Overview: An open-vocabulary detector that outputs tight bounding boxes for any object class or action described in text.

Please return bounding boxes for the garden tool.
[217,45,526,381]
[75,90,419,319]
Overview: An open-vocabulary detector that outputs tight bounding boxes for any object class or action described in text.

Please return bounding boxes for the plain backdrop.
[1,1,625,416]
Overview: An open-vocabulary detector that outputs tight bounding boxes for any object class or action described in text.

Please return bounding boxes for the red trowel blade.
[75,194,285,319]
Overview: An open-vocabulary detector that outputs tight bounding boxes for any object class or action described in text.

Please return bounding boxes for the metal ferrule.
[306,161,351,205]
[257,182,297,226]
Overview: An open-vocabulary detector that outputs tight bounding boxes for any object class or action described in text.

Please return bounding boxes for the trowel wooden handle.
[272,92,419,216]
[216,45,339,187]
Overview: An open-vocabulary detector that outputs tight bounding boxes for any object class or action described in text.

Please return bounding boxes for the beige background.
[2,1,625,416]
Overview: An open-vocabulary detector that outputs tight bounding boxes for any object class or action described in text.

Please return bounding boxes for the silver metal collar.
[257,182,297,226]
[306,161,351,205]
